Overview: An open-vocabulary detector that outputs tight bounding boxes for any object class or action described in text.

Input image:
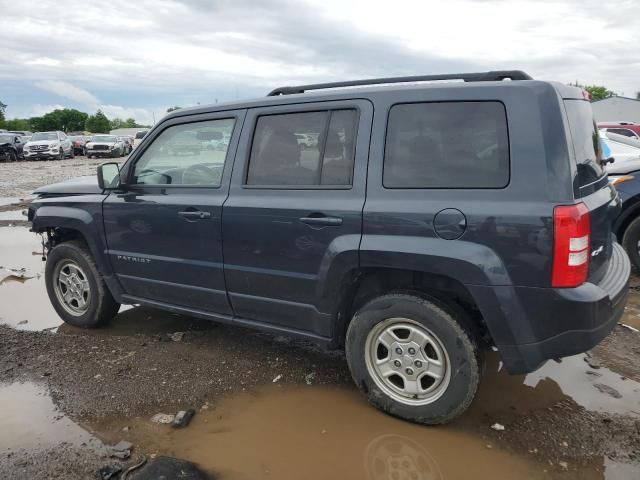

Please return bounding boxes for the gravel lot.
[0,157,639,479]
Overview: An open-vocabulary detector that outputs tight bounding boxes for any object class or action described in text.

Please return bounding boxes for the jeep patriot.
[28,70,630,424]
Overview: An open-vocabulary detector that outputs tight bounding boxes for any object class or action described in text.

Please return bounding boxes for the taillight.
[552,203,590,287]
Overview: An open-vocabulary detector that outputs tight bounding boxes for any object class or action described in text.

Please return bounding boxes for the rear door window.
[564,100,605,189]
[383,102,509,188]
[246,109,358,187]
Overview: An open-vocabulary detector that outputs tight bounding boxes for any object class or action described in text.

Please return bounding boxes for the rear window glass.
[564,100,605,188]
[383,102,509,188]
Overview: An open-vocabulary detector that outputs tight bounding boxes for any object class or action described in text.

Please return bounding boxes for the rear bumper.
[469,242,630,374]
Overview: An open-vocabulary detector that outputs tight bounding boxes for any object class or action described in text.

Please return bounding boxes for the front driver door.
[103,110,245,316]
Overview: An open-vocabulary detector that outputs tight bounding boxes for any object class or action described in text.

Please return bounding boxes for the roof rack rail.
[267,70,533,96]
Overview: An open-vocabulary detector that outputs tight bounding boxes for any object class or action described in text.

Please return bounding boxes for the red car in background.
[68,135,89,156]
[598,122,640,139]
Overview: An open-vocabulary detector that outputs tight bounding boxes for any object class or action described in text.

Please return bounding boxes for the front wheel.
[346,293,482,425]
[45,241,120,328]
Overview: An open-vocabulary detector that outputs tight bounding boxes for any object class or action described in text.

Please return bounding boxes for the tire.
[45,240,120,328]
[345,293,482,425]
[59,149,64,161]
[622,216,640,270]
[8,151,17,162]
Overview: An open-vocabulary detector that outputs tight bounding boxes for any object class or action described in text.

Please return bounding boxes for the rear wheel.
[45,241,120,328]
[8,151,17,162]
[622,216,640,270]
[346,293,482,425]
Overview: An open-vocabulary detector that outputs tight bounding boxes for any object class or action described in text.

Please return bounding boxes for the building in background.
[110,127,147,137]
[592,96,640,123]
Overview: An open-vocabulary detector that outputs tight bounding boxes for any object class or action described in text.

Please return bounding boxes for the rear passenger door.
[223,100,372,337]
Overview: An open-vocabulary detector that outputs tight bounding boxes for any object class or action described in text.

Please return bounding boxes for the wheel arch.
[331,267,489,348]
[31,204,125,301]
[614,194,640,241]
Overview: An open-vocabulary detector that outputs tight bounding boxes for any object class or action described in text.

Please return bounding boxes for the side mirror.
[97,162,121,190]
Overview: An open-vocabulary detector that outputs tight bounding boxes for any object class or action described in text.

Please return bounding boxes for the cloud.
[34,80,100,108]
[27,104,67,117]
[98,104,158,125]
[1,0,640,124]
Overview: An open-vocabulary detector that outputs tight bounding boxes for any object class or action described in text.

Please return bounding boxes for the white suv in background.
[23,131,74,160]
[133,130,148,149]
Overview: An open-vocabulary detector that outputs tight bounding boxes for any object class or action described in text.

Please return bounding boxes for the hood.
[87,140,117,146]
[26,140,59,147]
[33,176,103,195]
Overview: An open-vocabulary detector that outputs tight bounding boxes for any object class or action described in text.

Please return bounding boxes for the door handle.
[178,210,211,220]
[300,215,343,226]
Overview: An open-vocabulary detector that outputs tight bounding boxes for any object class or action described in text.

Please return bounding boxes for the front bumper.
[24,150,60,159]
[469,242,631,374]
[86,149,116,157]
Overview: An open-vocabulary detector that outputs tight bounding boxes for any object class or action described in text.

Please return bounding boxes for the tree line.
[0,102,149,133]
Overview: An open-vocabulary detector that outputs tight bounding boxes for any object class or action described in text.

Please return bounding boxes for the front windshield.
[0,135,13,143]
[92,135,117,142]
[31,132,58,141]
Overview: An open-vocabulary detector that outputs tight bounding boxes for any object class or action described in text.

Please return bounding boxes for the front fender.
[29,196,122,300]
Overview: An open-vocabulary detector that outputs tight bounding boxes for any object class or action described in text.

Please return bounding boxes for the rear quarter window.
[564,100,605,189]
[383,101,510,188]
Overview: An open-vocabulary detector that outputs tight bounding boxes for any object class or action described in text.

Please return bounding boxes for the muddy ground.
[0,158,639,479]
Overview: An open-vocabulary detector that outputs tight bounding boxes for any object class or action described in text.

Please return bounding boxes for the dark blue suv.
[28,71,630,424]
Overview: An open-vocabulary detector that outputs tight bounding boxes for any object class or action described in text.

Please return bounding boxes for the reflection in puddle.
[0,382,102,452]
[365,434,442,480]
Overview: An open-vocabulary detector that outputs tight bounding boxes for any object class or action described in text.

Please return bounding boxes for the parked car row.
[0,131,141,161]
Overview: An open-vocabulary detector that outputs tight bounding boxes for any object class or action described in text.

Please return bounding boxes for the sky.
[0,0,638,125]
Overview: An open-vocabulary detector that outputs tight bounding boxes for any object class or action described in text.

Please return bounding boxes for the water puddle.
[0,197,26,208]
[90,386,553,480]
[0,210,24,222]
[0,227,61,330]
[524,355,640,416]
[0,382,102,452]
[620,288,640,331]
